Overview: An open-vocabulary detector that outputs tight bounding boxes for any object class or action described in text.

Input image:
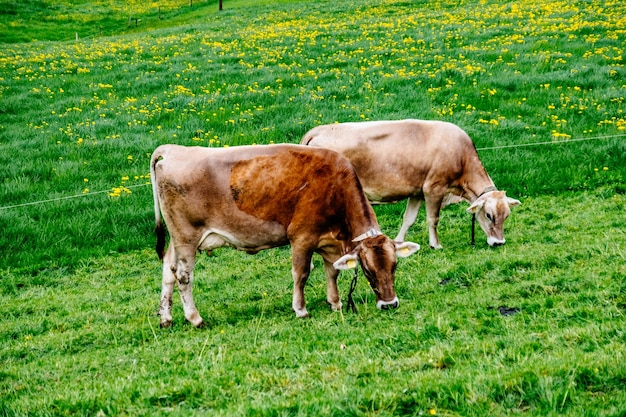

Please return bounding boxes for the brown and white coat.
[302,119,520,248]
[150,143,419,328]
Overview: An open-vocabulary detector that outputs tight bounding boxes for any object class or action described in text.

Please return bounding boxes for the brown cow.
[302,120,520,249]
[150,144,419,328]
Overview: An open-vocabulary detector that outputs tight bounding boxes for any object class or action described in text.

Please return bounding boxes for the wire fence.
[0,184,151,211]
[1,132,624,211]
[475,133,625,151]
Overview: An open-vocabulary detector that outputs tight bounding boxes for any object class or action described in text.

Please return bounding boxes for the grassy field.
[1,0,625,415]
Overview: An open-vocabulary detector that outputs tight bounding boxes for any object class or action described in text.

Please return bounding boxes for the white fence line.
[476,133,626,151]
[0,184,151,211]
[1,133,624,211]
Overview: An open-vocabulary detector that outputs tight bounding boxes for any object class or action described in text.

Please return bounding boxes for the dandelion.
[109,186,132,198]
[551,131,571,139]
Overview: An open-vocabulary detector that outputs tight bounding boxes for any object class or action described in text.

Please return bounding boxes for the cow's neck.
[346,194,380,243]
[461,157,497,202]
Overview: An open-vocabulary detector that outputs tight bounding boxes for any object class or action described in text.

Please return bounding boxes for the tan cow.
[301,119,520,249]
[150,144,419,328]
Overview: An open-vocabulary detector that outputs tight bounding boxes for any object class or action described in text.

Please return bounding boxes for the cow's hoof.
[187,313,204,328]
[294,309,309,318]
[160,320,172,328]
[329,302,343,312]
[194,320,206,329]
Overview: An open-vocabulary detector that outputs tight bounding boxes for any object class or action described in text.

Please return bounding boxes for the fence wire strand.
[476,133,626,151]
[1,133,624,211]
[0,184,151,211]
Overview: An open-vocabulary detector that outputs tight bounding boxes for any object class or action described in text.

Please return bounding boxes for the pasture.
[1,0,625,415]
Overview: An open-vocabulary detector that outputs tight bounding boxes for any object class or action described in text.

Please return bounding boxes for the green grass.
[0,0,625,415]
[0,0,221,43]
[2,194,625,416]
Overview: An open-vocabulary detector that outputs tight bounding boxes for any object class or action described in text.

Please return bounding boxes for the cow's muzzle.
[487,237,506,247]
[377,297,399,310]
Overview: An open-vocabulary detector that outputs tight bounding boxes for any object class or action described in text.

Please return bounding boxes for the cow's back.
[152,144,373,251]
[302,120,478,202]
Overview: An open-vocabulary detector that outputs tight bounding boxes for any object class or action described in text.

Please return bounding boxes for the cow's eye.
[486,213,493,222]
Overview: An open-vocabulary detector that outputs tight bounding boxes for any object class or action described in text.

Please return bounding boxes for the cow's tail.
[150,146,167,261]
[300,128,317,146]
[301,135,314,146]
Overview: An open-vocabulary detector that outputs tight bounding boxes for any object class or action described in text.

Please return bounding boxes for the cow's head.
[467,191,520,247]
[333,233,419,309]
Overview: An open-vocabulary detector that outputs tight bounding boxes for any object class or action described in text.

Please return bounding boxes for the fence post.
[219,0,223,10]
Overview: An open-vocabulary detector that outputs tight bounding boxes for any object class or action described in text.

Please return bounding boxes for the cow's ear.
[333,253,359,270]
[394,241,420,258]
[507,197,521,207]
[467,199,484,213]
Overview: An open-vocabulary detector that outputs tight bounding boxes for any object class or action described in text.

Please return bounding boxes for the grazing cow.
[150,144,419,328]
[301,119,520,248]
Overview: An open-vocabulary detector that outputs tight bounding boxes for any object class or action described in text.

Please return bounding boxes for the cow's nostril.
[377,297,399,310]
[488,237,506,247]
[380,300,399,310]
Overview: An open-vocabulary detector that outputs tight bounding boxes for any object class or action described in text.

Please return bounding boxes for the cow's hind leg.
[158,244,177,328]
[174,245,204,327]
[291,248,313,318]
[424,193,444,249]
[395,197,422,242]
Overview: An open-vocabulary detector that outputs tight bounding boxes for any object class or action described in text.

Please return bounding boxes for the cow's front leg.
[323,260,342,311]
[395,197,422,242]
[425,194,444,249]
[291,250,312,318]
[174,245,204,328]
[158,245,177,328]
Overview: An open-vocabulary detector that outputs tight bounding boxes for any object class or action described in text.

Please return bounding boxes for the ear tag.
[400,247,410,255]
[347,259,358,268]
